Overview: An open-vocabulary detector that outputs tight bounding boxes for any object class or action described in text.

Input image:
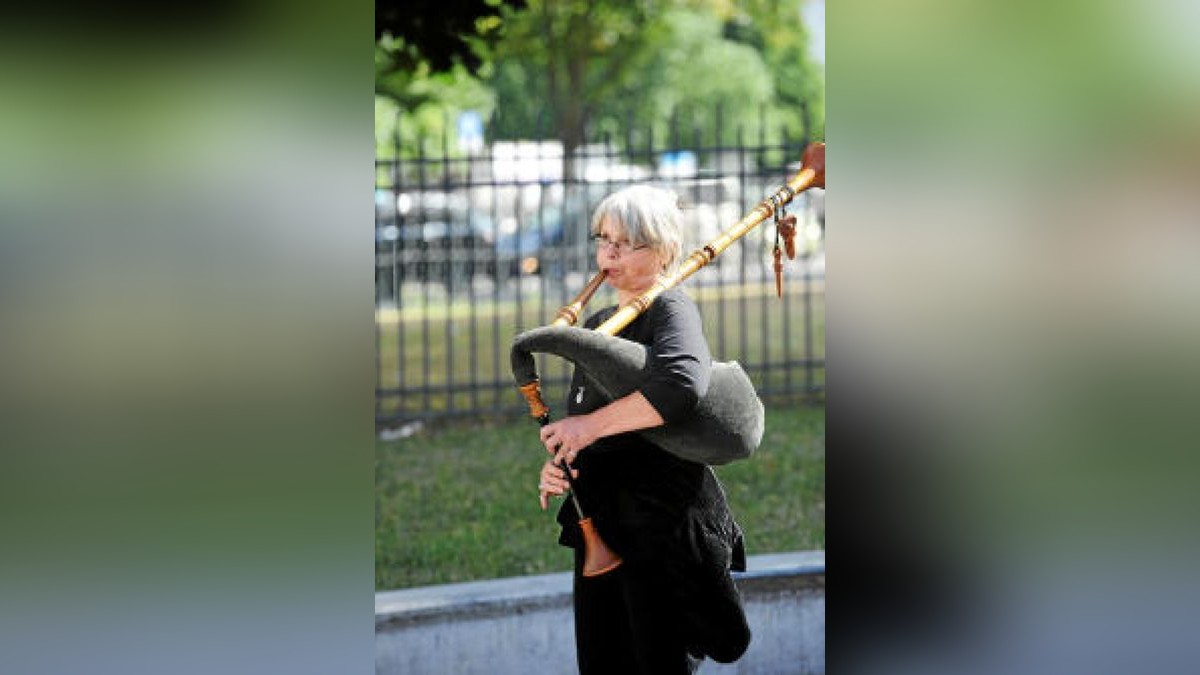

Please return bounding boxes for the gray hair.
[589,185,684,271]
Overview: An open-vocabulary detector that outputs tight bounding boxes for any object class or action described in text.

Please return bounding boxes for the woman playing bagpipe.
[515,143,823,674]
[535,185,751,674]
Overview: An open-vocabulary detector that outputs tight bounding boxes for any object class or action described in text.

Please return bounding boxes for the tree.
[375,0,824,164]
[487,0,822,167]
[489,0,674,176]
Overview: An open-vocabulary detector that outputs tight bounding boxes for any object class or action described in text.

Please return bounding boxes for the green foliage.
[375,0,824,157]
[375,56,496,159]
[647,8,777,142]
[722,0,825,141]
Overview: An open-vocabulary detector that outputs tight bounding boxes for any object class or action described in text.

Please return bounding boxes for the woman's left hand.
[539,415,598,465]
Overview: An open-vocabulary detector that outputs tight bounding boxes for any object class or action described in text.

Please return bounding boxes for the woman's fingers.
[537,460,571,510]
[542,462,565,481]
[540,416,593,457]
[539,424,561,455]
[553,445,581,468]
[536,454,582,510]
[549,452,580,479]
[541,473,568,492]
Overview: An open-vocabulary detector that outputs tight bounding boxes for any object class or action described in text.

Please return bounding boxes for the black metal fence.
[376,115,824,426]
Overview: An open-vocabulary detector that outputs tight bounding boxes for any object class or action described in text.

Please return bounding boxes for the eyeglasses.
[592,234,649,256]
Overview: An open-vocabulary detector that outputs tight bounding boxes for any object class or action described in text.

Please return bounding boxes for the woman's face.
[595,217,665,298]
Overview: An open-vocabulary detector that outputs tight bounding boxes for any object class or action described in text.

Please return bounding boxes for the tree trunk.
[558,20,590,184]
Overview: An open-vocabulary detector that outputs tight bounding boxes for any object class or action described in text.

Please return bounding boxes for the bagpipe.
[512,142,825,577]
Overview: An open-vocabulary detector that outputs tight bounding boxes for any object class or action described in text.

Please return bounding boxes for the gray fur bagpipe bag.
[511,325,763,465]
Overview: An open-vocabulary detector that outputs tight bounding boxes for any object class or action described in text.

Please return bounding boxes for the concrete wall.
[376,551,824,675]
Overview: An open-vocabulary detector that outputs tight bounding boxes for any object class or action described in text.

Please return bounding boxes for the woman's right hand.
[538,459,571,511]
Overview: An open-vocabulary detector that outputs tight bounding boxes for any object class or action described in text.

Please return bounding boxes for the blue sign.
[457,110,484,153]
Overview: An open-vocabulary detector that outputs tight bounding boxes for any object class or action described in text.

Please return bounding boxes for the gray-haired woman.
[537,185,751,674]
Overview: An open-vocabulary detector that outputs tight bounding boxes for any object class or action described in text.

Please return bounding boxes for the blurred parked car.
[494,198,590,280]
[375,189,495,293]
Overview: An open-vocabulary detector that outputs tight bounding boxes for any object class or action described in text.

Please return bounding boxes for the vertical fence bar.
[441,114,455,415]
[804,265,813,396]
[688,110,703,334]
[467,137,479,414]
[489,135,503,413]
[417,139,432,417]
[393,128,405,420]
[756,105,768,389]
[736,124,748,379]
[714,103,727,360]
[538,136,550,351]
[758,150,768,396]
[376,168,384,421]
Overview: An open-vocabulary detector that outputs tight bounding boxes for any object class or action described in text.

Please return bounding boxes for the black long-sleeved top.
[556,289,746,575]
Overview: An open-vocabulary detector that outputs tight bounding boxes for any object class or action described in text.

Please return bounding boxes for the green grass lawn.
[375,404,824,591]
